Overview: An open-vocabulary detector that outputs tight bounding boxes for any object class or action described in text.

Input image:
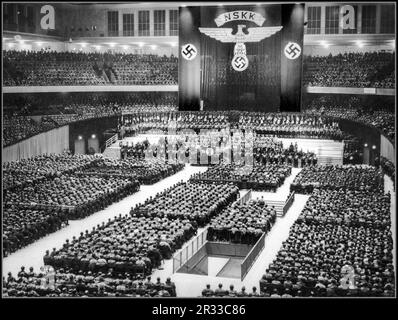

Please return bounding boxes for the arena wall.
[381,134,396,165]
[2,125,69,163]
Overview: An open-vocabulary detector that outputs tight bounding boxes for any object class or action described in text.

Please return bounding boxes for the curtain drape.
[380,134,395,165]
[201,28,281,112]
[2,125,69,163]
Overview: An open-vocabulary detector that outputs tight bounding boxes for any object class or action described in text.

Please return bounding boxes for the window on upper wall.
[4,3,17,26]
[138,10,150,36]
[306,6,321,34]
[342,5,358,34]
[380,4,395,34]
[325,6,339,34]
[154,10,165,36]
[361,5,376,34]
[107,11,119,37]
[27,6,35,27]
[123,13,134,36]
[169,9,178,36]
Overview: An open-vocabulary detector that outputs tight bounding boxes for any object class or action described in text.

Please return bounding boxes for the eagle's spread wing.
[198,27,235,43]
[245,26,283,42]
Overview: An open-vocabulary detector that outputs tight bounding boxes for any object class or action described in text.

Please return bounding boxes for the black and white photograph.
[1,0,396,310]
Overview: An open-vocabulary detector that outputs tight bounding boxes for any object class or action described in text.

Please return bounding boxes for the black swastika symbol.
[182,44,197,59]
[285,42,301,59]
[233,56,247,69]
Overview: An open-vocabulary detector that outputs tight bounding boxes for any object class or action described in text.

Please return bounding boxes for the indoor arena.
[2,1,396,299]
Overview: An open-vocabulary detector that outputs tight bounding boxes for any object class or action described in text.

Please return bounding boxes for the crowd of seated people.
[45,213,196,276]
[207,199,277,245]
[3,206,69,257]
[291,165,383,194]
[131,181,240,227]
[75,157,184,185]
[201,284,263,297]
[303,51,395,88]
[297,188,391,228]
[303,95,395,143]
[191,164,292,191]
[260,222,394,297]
[3,50,178,86]
[260,162,394,297]
[3,152,99,190]
[3,267,176,297]
[254,135,318,167]
[238,113,347,140]
[4,173,140,220]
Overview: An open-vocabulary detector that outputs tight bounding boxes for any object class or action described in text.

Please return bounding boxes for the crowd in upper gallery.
[303,51,395,88]
[3,50,178,86]
[4,50,394,89]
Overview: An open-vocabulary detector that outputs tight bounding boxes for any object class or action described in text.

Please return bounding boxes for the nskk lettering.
[215,11,266,27]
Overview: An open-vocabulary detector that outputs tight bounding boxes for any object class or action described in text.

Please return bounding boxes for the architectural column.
[149,10,154,36]
[375,4,381,34]
[357,5,362,34]
[165,9,170,36]
[134,10,139,37]
[320,5,326,34]
[118,10,123,37]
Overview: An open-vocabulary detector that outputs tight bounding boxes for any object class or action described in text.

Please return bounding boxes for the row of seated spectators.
[201,284,263,297]
[4,267,176,297]
[3,50,178,86]
[260,222,394,297]
[130,181,240,227]
[74,157,184,185]
[303,95,395,143]
[297,188,391,229]
[290,165,383,194]
[3,206,70,257]
[2,153,184,256]
[260,164,394,297]
[190,163,292,192]
[303,51,395,88]
[3,152,98,190]
[44,214,196,276]
[207,199,277,245]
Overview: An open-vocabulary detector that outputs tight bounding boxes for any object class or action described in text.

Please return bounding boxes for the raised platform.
[279,138,344,165]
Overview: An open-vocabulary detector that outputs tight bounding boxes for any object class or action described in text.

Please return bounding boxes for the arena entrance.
[173,229,266,281]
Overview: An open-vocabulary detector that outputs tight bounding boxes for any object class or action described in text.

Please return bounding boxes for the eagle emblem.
[199,24,283,71]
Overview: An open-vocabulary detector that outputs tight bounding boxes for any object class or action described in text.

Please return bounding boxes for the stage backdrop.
[179,4,304,112]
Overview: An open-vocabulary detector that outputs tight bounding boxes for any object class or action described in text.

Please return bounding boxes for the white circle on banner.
[181,43,198,60]
[284,42,301,60]
[231,55,249,72]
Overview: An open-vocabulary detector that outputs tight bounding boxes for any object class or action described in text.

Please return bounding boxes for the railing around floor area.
[173,228,208,273]
[239,189,252,204]
[240,232,266,281]
[283,191,295,216]
[105,133,118,149]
